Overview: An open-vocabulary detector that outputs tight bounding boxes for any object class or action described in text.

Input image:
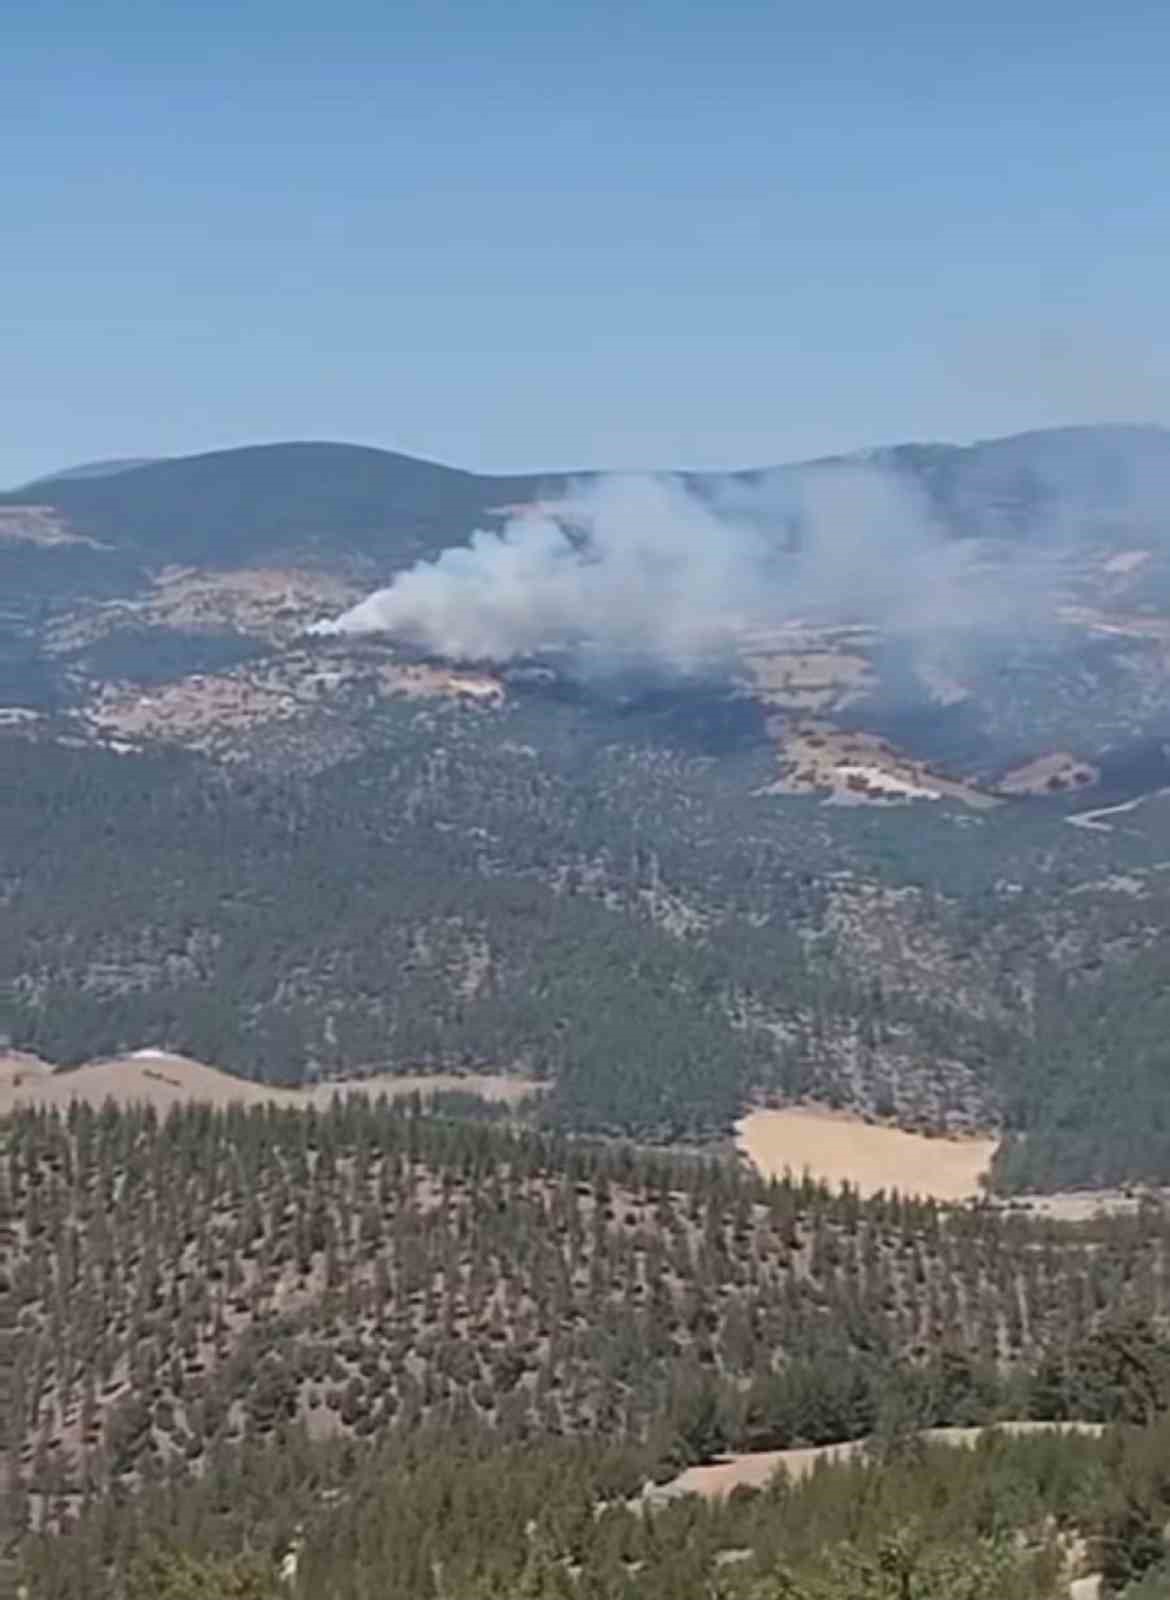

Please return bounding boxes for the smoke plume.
[312,463,1006,675]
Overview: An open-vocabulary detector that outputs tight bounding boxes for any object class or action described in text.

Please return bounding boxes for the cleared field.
[648,1422,1107,1503]
[736,1105,998,1201]
[0,1048,540,1116]
[765,721,995,809]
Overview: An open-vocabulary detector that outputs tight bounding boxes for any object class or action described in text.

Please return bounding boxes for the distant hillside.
[875,423,1170,541]
[3,424,1168,575]
[8,423,1170,1197]
[0,441,576,572]
[18,455,162,488]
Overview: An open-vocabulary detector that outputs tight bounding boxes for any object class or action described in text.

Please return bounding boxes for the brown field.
[0,1048,540,1116]
[374,660,504,703]
[83,648,505,751]
[87,662,312,746]
[649,1422,1107,1502]
[46,566,364,653]
[736,1106,998,1201]
[149,565,361,627]
[734,1106,1165,1221]
[764,721,995,809]
[7,1057,1154,1230]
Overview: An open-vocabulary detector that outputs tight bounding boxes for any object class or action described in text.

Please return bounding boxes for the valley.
[8,428,1170,1598]
[14,0,1170,1584]
[7,430,1170,1202]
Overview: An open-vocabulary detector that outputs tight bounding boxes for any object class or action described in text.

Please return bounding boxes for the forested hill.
[0,442,576,571]
[4,423,1169,574]
[19,457,162,487]
[13,1096,1170,1599]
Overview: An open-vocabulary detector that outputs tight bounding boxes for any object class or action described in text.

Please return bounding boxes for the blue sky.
[4,0,1169,485]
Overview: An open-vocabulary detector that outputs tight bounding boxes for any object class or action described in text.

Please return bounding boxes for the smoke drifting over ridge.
[314,464,1007,675]
[314,422,1170,678]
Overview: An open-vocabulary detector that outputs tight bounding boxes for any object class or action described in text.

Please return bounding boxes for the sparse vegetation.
[10,1097,1170,1596]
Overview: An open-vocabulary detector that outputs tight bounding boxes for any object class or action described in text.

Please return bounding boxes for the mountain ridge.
[4,422,1168,574]
[16,455,163,489]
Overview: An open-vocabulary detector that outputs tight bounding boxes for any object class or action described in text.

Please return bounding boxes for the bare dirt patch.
[736,1105,998,1201]
[83,648,505,752]
[47,567,365,653]
[373,660,504,703]
[87,661,313,747]
[764,721,995,809]
[0,1052,54,1094]
[143,566,363,642]
[0,1049,540,1117]
[649,1422,1106,1502]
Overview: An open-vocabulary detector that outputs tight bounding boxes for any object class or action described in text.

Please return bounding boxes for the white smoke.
[312,463,1001,674]
[317,475,766,670]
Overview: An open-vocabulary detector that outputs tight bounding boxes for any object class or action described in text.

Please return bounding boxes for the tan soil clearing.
[648,1422,1107,1502]
[0,1051,55,1093]
[47,567,365,652]
[0,1049,540,1116]
[84,649,504,750]
[736,1106,998,1201]
[764,721,995,810]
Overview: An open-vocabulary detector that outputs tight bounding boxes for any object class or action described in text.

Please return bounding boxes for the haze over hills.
[4,423,1169,571]
[7,423,1170,1194]
[6,421,1170,771]
[15,456,163,490]
[1,440,571,571]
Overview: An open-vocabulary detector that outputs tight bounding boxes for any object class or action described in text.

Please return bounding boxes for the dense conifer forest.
[9,706,1170,1187]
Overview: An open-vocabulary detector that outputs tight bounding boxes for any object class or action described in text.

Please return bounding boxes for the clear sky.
[4,0,1170,486]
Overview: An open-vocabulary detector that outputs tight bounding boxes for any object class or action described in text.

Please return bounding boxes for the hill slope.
[1,441,573,571]
[16,457,163,489]
[7,425,1170,1191]
[12,1096,1170,1600]
[4,423,1169,573]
